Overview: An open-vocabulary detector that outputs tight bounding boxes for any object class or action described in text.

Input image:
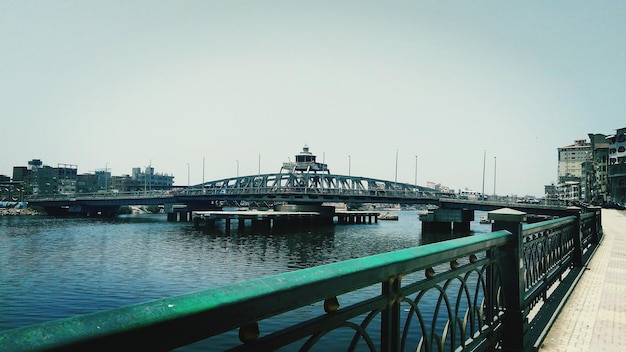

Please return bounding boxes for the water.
[0,210,492,349]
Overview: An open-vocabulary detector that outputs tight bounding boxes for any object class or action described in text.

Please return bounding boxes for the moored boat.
[379,212,398,220]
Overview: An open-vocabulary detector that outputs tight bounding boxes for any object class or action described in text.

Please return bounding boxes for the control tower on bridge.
[280,144,329,174]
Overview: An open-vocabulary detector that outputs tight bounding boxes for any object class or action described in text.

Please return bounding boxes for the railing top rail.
[522,215,576,236]
[0,230,511,351]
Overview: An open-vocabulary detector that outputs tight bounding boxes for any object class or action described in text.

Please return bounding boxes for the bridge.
[26,171,571,232]
[0,206,604,351]
[26,145,570,229]
[27,171,444,214]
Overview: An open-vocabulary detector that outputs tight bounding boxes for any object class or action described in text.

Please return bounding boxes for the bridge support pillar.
[421,220,452,233]
[419,209,474,234]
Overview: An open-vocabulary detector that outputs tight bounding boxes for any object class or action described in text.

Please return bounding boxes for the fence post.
[567,206,582,267]
[489,208,527,352]
[381,275,401,352]
[588,205,602,243]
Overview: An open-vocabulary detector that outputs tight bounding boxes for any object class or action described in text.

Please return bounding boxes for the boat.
[379,212,398,220]
[479,215,490,224]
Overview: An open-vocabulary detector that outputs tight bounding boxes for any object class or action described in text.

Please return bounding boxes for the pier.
[191,209,380,230]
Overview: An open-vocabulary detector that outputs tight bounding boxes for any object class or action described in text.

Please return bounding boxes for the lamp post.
[187,163,190,188]
[414,155,418,186]
[348,155,351,177]
[395,149,398,183]
[236,160,239,178]
[149,159,153,192]
[493,156,497,197]
[481,150,486,201]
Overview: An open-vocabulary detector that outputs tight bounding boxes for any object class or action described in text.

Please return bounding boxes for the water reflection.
[0,210,493,334]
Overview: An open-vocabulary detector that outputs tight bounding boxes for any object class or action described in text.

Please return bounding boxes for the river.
[0,209,491,350]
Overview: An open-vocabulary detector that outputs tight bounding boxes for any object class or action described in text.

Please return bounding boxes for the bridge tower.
[277,145,335,220]
[280,144,329,174]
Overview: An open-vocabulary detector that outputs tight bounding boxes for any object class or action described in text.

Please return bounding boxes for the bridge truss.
[178,172,445,206]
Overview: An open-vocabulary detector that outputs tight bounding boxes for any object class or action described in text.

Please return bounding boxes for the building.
[556,139,591,202]
[554,128,626,205]
[108,167,174,193]
[607,127,626,203]
[11,159,174,196]
[557,139,591,183]
[586,133,609,204]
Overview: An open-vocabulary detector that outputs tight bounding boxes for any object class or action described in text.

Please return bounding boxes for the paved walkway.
[539,209,626,351]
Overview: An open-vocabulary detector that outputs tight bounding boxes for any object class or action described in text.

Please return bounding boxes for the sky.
[1,1,624,197]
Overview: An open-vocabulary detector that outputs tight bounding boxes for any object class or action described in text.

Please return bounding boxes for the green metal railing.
[0,208,602,352]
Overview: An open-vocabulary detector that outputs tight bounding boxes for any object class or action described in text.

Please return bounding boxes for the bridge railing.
[26,190,176,201]
[0,208,602,352]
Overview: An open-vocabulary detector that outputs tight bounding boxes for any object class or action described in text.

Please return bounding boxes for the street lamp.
[348,155,351,176]
[414,155,418,186]
[395,149,398,183]
[493,156,497,196]
[481,150,486,201]
[105,162,109,192]
[187,163,190,188]
[236,160,239,178]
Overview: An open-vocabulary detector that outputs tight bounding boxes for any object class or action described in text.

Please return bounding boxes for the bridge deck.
[539,209,626,351]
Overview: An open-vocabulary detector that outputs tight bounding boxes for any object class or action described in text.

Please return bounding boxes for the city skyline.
[2,2,624,197]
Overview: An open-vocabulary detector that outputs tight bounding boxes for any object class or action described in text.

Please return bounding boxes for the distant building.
[556,139,591,202]
[108,167,174,193]
[586,133,609,204]
[11,159,174,196]
[607,127,626,203]
[553,128,626,205]
[557,139,591,183]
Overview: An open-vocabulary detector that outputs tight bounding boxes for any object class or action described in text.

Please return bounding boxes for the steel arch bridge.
[176,172,445,206]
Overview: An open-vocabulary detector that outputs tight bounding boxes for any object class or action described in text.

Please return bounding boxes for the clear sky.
[1,1,624,197]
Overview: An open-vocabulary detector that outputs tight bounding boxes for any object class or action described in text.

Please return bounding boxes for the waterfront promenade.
[539,209,626,351]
